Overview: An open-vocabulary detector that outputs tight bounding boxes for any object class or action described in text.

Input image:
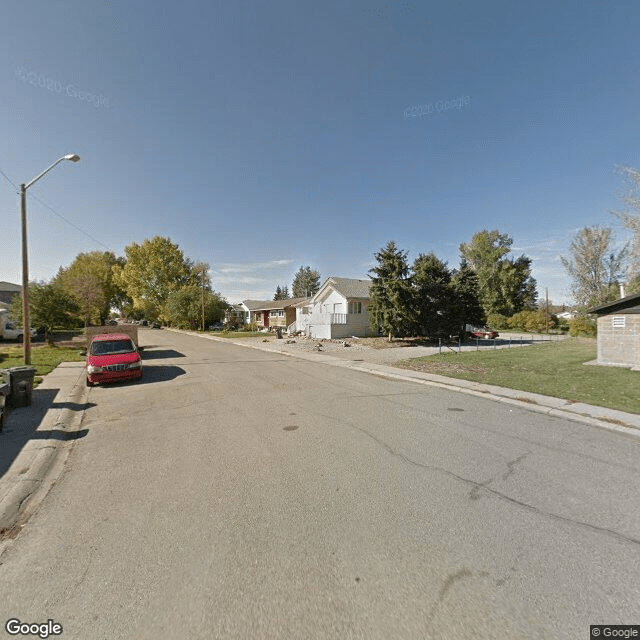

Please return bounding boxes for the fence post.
[439,338,441,354]
[476,338,479,351]
[458,337,461,352]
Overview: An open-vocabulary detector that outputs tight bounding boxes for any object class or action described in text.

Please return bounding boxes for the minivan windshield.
[90,339,136,356]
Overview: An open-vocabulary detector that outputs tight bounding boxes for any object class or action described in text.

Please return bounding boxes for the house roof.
[318,277,372,300]
[0,282,21,305]
[243,297,310,311]
[588,292,640,315]
[0,282,21,292]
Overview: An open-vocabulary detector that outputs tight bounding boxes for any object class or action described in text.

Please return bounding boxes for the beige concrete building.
[589,292,640,369]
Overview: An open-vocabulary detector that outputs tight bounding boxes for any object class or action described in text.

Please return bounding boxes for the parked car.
[150,322,161,329]
[466,325,499,339]
[84,333,143,387]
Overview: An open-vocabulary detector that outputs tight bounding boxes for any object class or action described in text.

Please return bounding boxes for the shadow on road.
[51,401,96,411]
[136,365,186,384]
[0,387,90,479]
[141,349,186,360]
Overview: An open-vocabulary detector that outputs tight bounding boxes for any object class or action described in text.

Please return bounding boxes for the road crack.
[344,421,640,548]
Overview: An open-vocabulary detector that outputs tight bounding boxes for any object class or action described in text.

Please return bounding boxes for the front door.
[264,311,269,328]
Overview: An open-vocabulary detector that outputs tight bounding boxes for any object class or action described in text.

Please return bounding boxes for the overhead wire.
[0,165,111,251]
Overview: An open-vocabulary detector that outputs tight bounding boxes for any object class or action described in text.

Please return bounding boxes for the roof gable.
[314,277,371,302]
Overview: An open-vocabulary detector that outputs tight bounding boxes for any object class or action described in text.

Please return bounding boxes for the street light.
[20,153,81,364]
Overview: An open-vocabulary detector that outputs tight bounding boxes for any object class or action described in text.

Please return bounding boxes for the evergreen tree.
[273,285,289,300]
[450,262,485,335]
[410,253,454,338]
[368,241,412,341]
[292,266,321,298]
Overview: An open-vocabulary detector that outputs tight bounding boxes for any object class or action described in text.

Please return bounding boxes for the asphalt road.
[0,329,638,639]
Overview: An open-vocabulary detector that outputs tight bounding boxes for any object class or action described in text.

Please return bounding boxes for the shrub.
[244,321,258,332]
[486,313,508,330]
[569,316,597,337]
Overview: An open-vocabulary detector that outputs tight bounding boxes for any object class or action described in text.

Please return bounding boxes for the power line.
[29,192,111,250]
[0,167,18,191]
[0,165,111,250]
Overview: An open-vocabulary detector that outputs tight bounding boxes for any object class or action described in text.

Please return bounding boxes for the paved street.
[0,329,639,639]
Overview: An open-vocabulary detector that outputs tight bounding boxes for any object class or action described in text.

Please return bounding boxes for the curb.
[166,329,640,439]
[0,363,88,547]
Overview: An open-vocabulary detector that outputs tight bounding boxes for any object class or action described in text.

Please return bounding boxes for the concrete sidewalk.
[169,329,640,439]
[0,362,88,548]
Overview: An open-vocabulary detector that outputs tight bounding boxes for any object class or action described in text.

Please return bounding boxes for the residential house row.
[227,277,374,339]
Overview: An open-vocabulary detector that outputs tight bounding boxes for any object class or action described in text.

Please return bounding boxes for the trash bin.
[0,380,9,431]
[6,366,36,408]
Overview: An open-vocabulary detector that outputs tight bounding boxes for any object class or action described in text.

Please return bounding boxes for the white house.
[289,277,373,339]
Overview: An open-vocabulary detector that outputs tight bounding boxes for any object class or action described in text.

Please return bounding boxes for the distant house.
[589,292,640,369]
[0,281,21,306]
[241,297,311,331]
[290,277,373,339]
[225,303,251,325]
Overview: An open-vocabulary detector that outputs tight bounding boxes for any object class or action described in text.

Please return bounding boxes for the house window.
[349,302,362,314]
[278,310,284,317]
[612,316,625,328]
[270,310,278,317]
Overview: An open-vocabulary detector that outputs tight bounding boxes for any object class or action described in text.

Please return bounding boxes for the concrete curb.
[0,362,88,545]
[167,329,640,439]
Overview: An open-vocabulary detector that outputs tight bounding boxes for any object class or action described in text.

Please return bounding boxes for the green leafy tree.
[560,226,628,308]
[410,253,454,338]
[612,165,640,282]
[368,241,412,341]
[292,266,321,298]
[54,251,127,323]
[165,286,229,330]
[459,230,537,316]
[10,281,79,339]
[113,236,194,322]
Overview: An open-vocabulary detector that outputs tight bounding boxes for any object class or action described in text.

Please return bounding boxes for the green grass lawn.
[398,338,640,414]
[0,344,85,386]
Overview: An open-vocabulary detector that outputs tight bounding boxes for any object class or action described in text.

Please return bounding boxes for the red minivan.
[85,333,143,387]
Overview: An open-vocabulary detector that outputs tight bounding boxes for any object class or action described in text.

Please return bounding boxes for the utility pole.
[201,266,205,332]
[545,287,549,334]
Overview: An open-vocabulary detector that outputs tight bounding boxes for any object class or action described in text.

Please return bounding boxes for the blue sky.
[1,0,638,304]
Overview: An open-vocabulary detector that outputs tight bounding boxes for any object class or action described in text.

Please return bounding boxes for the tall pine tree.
[368,241,412,341]
[410,253,454,338]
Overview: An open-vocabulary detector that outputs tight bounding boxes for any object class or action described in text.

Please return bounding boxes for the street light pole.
[20,154,80,365]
